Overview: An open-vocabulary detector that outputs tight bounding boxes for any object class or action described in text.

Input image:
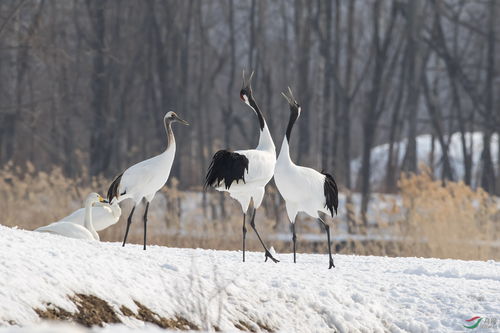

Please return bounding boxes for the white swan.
[59,201,121,231]
[35,193,106,240]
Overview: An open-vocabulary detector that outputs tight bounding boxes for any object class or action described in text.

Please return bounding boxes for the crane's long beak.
[281,87,301,115]
[281,91,292,105]
[176,115,189,126]
[242,69,254,90]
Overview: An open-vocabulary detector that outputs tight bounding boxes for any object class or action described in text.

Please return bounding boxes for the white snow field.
[0,225,499,333]
[351,132,499,189]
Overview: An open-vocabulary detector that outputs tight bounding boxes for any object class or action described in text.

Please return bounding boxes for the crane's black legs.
[122,202,149,250]
[122,206,136,247]
[249,208,279,263]
[319,217,335,269]
[143,202,150,250]
[242,213,247,262]
[291,222,297,263]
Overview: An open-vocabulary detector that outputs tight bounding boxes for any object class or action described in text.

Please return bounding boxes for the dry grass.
[0,162,282,255]
[1,163,498,260]
[35,294,197,329]
[0,162,109,229]
[390,169,500,260]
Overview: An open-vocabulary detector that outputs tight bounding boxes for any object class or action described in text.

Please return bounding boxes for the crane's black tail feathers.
[204,150,249,190]
[322,171,339,217]
[107,172,123,202]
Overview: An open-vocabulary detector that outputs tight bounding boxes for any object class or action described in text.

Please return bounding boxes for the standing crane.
[107,111,189,250]
[205,71,278,263]
[274,88,339,269]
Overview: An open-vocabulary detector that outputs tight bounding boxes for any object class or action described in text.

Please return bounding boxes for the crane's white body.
[60,202,121,231]
[275,138,328,221]
[275,90,338,268]
[206,74,278,263]
[109,112,188,250]
[35,193,102,241]
[116,145,176,205]
[215,124,276,212]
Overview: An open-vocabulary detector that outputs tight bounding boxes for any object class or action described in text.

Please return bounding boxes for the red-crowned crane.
[107,111,189,250]
[204,71,278,263]
[274,88,339,269]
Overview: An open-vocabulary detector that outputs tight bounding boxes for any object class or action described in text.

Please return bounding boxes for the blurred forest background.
[0,0,499,260]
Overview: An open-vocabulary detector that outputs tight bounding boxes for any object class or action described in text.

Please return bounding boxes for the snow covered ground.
[351,132,499,189]
[0,225,499,332]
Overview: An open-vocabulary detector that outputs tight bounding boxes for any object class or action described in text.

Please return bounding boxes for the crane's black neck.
[164,119,175,150]
[249,97,265,131]
[286,107,300,142]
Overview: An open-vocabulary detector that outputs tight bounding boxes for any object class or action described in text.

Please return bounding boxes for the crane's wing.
[204,150,249,190]
[107,173,123,202]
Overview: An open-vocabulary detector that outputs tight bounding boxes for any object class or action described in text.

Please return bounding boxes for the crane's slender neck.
[164,120,176,151]
[248,97,275,153]
[249,98,265,131]
[84,199,98,239]
[279,107,300,163]
[110,202,121,218]
[286,107,299,142]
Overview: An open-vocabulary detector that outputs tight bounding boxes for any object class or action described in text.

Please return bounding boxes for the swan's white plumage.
[60,202,121,231]
[35,222,96,240]
[35,193,105,241]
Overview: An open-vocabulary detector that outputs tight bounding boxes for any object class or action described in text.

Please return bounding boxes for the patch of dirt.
[256,321,275,332]
[119,305,135,317]
[34,294,197,330]
[35,303,75,322]
[70,294,121,327]
[234,320,256,332]
[121,301,198,330]
[233,319,275,332]
[35,294,119,327]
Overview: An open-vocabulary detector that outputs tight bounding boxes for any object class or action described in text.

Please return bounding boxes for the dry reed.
[1,163,498,260]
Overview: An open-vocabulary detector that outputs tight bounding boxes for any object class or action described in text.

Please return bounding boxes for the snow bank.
[351,132,499,189]
[0,323,187,333]
[0,225,499,332]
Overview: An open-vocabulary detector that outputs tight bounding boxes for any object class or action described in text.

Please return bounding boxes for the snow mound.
[0,226,499,332]
[351,132,499,189]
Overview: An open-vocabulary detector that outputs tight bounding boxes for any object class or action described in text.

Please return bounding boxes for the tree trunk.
[88,1,111,176]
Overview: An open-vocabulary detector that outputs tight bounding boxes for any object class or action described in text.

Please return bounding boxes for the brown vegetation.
[1,0,499,224]
[393,169,499,260]
[121,302,198,330]
[1,164,498,261]
[35,294,196,329]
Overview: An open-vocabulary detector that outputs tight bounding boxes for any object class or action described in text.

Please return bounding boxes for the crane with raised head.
[274,88,339,269]
[205,71,278,263]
